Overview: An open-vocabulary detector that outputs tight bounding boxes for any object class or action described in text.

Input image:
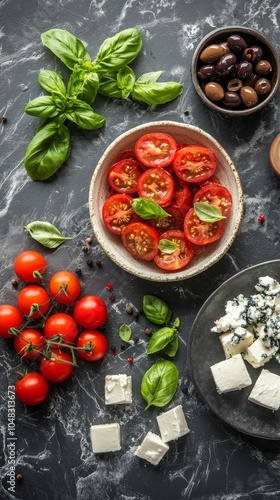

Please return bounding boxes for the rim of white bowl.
[89,121,244,282]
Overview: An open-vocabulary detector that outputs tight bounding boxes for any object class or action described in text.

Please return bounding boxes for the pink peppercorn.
[258,214,265,223]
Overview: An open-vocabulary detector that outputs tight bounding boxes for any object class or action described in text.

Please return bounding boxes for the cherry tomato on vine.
[14,250,46,283]
[154,230,194,271]
[173,145,217,183]
[73,296,107,329]
[44,313,78,345]
[40,350,74,382]
[184,208,225,245]
[102,193,139,235]
[49,271,81,304]
[193,184,232,217]
[135,132,177,168]
[17,285,50,318]
[107,159,142,194]
[0,304,23,338]
[76,330,108,361]
[15,373,49,406]
[137,168,175,207]
[121,222,160,261]
[14,329,45,359]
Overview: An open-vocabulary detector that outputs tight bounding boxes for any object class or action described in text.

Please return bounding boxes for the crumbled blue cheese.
[255,276,280,295]
[243,338,278,368]
[248,369,280,410]
[105,374,132,405]
[134,432,169,465]
[90,423,121,453]
[156,405,190,443]
[210,354,252,394]
[219,327,254,358]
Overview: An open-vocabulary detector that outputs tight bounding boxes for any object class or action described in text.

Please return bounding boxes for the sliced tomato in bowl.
[107,159,142,194]
[135,132,177,168]
[137,168,174,207]
[154,230,194,270]
[173,145,217,183]
[149,205,185,234]
[184,208,225,245]
[121,222,159,260]
[102,193,139,234]
[193,184,232,217]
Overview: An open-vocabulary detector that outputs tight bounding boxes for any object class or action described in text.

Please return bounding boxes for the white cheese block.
[243,338,278,368]
[105,374,132,404]
[248,369,280,411]
[134,431,169,465]
[90,423,121,453]
[156,405,190,443]
[219,327,254,359]
[210,354,252,394]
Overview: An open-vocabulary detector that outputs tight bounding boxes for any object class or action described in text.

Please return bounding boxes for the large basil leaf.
[163,333,179,357]
[132,198,170,220]
[146,327,176,355]
[24,221,72,248]
[24,121,71,180]
[132,72,183,105]
[117,65,135,99]
[24,96,59,118]
[141,360,179,409]
[143,295,172,325]
[65,100,105,130]
[38,70,66,95]
[67,66,99,104]
[97,73,123,99]
[194,202,226,222]
[41,29,91,70]
[93,28,142,73]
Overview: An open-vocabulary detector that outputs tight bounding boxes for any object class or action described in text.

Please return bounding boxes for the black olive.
[236,61,253,79]
[227,34,247,54]
[197,64,216,81]
[244,72,259,87]
[243,45,263,63]
[222,91,242,108]
[215,53,236,76]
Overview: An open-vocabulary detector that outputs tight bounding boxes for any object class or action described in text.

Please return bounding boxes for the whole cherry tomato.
[76,330,108,361]
[40,350,74,382]
[44,313,78,345]
[17,285,50,318]
[49,271,81,304]
[14,250,46,282]
[15,373,49,406]
[14,329,45,359]
[73,296,107,329]
[0,304,23,338]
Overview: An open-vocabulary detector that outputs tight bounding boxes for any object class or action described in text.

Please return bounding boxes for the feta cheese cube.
[105,374,132,404]
[156,405,190,443]
[134,432,169,465]
[210,354,252,394]
[243,338,278,368]
[248,369,280,411]
[90,423,121,453]
[219,327,254,358]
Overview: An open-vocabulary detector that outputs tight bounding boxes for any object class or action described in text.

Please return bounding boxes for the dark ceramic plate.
[188,260,280,440]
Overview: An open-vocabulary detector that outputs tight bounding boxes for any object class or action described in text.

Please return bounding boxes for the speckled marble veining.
[0,0,280,499]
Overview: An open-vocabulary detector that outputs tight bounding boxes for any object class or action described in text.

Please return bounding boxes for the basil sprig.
[194,202,226,222]
[143,295,172,325]
[147,318,180,357]
[141,360,179,409]
[24,221,72,248]
[132,198,170,220]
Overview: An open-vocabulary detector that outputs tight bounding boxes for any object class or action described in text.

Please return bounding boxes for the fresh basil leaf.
[136,71,162,84]
[119,323,132,343]
[143,295,172,325]
[38,70,66,95]
[117,66,136,99]
[132,73,183,105]
[194,202,226,222]
[146,327,176,354]
[93,28,142,73]
[67,66,99,104]
[51,91,67,112]
[24,121,71,180]
[163,333,179,357]
[141,360,179,409]
[41,29,91,70]
[24,96,59,118]
[65,100,105,130]
[173,317,180,328]
[24,221,72,248]
[97,73,123,99]
[132,198,170,220]
[158,239,179,254]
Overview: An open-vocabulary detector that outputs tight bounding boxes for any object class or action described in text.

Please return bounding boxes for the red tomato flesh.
[102,193,138,234]
[154,230,194,270]
[121,222,159,260]
[184,208,225,245]
[137,168,174,207]
[135,132,177,168]
[173,145,217,183]
[193,184,232,217]
[107,159,141,194]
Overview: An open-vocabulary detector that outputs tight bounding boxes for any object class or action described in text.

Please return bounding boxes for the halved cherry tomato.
[193,184,232,217]
[15,372,49,406]
[149,205,185,234]
[0,304,23,338]
[102,193,138,234]
[117,149,139,163]
[198,175,220,187]
[137,168,174,207]
[49,271,81,305]
[14,329,45,359]
[173,145,217,183]
[40,349,74,382]
[121,222,159,260]
[184,208,225,245]
[17,285,50,318]
[44,313,78,345]
[76,330,108,361]
[107,159,142,194]
[171,176,193,211]
[154,230,194,270]
[135,132,177,168]
[14,250,46,283]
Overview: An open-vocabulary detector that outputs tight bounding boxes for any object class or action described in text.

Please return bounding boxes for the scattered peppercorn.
[96,260,102,267]
[85,237,92,244]
[125,305,133,315]
[75,268,82,276]
[105,282,113,291]
[183,109,190,116]
[1,116,7,123]
[181,387,188,395]
[258,214,266,223]
[10,278,18,288]
[127,356,134,364]
[120,344,126,350]
[81,245,89,253]
[108,292,115,302]
[133,336,139,344]
[111,346,117,356]
[145,328,152,336]
[16,473,23,481]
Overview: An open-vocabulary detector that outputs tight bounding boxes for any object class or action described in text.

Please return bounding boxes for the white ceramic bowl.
[89,121,244,282]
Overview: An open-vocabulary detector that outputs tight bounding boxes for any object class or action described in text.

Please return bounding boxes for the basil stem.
[118,323,132,343]
[141,360,179,409]
[24,221,72,248]
[132,198,170,220]
[131,71,183,105]
[194,202,226,222]
[41,29,91,70]
[143,295,172,325]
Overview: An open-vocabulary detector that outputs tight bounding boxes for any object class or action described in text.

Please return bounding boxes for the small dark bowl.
[191,26,280,116]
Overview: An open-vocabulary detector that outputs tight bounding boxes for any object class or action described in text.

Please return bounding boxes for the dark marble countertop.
[1,1,280,499]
